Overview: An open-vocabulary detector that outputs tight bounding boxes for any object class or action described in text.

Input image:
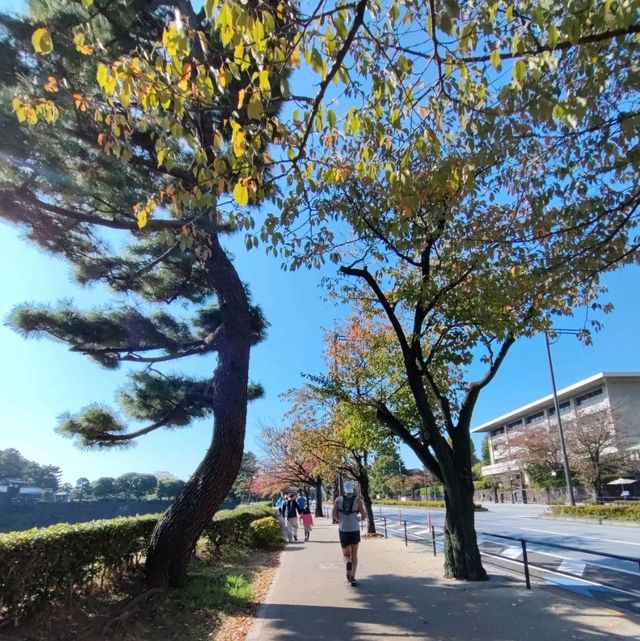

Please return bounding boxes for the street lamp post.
[544,330,584,506]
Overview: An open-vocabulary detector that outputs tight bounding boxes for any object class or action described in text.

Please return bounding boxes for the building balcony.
[481,460,520,477]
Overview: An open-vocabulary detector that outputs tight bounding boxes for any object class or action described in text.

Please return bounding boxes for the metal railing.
[370,513,640,596]
[320,505,639,603]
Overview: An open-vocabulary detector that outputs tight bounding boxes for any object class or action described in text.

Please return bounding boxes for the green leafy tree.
[370,453,404,498]
[116,472,158,499]
[0,448,61,489]
[157,478,186,499]
[73,477,92,500]
[229,451,258,504]
[481,437,492,466]
[92,476,116,499]
[0,0,289,587]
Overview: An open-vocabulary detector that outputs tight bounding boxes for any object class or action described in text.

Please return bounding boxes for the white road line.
[520,527,640,547]
[412,529,431,535]
[481,553,640,600]
[502,546,522,559]
[558,559,587,576]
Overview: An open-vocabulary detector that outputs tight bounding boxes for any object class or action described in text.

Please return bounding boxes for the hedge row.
[201,503,275,555]
[374,499,446,508]
[549,503,640,521]
[0,503,274,623]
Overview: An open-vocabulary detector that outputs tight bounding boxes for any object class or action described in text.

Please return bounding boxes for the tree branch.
[295,0,368,162]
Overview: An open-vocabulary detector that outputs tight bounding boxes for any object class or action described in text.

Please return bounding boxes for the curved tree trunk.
[442,478,487,581]
[144,228,251,588]
[314,478,324,517]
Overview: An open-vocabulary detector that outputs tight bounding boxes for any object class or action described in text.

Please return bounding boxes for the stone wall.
[0,499,173,532]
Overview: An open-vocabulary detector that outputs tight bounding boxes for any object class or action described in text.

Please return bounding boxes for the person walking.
[332,480,366,586]
[296,489,307,511]
[300,505,314,541]
[281,492,302,542]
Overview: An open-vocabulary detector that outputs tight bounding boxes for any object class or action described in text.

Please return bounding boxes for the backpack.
[339,495,358,514]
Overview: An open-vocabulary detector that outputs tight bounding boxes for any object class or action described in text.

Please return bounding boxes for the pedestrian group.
[275,481,366,587]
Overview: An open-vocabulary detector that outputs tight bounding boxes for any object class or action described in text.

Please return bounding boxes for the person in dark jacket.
[281,493,302,542]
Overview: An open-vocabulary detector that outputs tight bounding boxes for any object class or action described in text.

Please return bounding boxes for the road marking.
[481,553,640,600]
[412,529,431,535]
[318,562,345,570]
[502,546,522,559]
[558,559,586,576]
[520,527,640,547]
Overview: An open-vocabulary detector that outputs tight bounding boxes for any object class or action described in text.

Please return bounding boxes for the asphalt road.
[373,503,640,615]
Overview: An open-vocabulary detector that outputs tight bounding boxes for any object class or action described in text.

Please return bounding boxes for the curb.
[541,515,640,528]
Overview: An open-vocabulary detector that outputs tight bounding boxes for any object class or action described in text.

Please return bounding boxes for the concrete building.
[472,372,640,486]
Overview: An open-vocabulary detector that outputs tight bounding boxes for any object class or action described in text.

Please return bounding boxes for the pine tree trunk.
[314,478,324,517]
[144,228,251,588]
[443,478,487,581]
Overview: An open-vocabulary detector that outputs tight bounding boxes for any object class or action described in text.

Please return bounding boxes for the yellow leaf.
[259,70,270,92]
[490,47,501,70]
[232,129,246,157]
[82,0,95,6]
[290,49,300,68]
[233,181,249,206]
[247,94,263,119]
[137,210,148,229]
[32,27,53,55]
[96,63,109,88]
[237,88,246,109]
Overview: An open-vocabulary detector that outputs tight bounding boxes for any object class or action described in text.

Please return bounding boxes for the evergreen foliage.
[0,0,288,587]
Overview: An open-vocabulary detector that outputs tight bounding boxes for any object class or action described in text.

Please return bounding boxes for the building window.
[526,411,545,425]
[491,427,505,437]
[548,401,570,415]
[576,387,603,406]
[506,419,522,431]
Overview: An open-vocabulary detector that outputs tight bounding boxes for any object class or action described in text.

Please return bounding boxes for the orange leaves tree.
[259,422,333,517]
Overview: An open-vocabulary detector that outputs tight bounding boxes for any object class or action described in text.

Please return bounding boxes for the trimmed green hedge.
[375,499,446,508]
[0,514,158,623]
[549,504,640,521]
[0,503,275,623]
[248,516,285,550]
[202,503,275,555]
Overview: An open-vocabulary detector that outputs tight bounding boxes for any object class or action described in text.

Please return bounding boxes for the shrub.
[0,502,276,624]
[201,504,275,555]
[375,499,446,508]
[0,514,159,623]
[549,504,640,521]
[249,516,284,550]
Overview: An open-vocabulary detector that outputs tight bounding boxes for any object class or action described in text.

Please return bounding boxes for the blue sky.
[3,216,639,483]
[2,0,639,483]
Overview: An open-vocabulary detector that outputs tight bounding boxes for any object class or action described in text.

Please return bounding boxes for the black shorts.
[339,530,361,548]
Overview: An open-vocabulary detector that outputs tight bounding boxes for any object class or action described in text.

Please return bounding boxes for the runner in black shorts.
[332,480,367,586]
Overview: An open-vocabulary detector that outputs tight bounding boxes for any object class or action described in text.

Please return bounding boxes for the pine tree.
[0,0,285,586]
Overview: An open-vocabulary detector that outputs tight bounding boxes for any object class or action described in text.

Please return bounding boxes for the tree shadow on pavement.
[250,572,640,641]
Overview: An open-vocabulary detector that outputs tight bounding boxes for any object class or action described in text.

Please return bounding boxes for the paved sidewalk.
[247,517,640,641]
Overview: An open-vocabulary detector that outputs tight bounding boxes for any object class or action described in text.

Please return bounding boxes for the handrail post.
[431,525,437,556]
[521,540,531,589]
[404,520,408,546]
[383,516,387,538]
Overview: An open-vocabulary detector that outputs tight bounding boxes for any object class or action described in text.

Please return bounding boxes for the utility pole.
[544,330,584,506]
